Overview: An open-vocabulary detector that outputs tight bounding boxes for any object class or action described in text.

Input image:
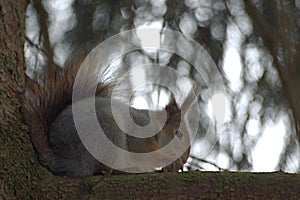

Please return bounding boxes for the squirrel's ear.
[181,84,201,117]
[164,94,181,123]
[165,94,180,115]
[163,84,201,121]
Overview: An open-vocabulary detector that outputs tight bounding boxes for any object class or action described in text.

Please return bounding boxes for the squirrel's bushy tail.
[22,47,113,176]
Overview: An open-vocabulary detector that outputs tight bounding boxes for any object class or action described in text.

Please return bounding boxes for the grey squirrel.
[22,46,199,177]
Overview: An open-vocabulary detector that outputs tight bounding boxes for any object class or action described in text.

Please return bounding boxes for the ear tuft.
[164,94,181,123]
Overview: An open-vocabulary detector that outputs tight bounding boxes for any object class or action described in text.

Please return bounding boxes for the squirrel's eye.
[175,130,183,140]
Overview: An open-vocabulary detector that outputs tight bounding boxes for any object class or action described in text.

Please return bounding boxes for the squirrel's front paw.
[162,158,184,173]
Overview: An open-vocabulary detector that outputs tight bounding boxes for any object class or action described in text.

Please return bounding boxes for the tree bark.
[1,1,300,199]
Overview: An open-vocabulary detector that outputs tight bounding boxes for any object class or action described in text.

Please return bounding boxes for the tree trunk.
[244,0,300,138]
[1,1,300,199]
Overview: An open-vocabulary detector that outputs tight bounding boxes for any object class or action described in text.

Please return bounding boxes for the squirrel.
[22,44,200,177]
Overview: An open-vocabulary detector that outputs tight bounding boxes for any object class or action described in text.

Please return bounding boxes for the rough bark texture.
[1,1,300,199]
